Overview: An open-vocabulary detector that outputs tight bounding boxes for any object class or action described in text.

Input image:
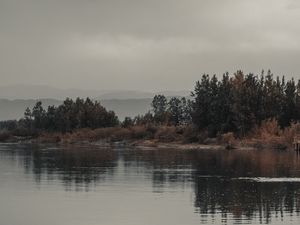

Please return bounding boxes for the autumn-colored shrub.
[281,122,300,148]
[253,118,281,139]
[35,132,62,143]
[110,128,132,141]
[154,126,179,142]
[221,132,236,149]
[130,126,149,139]
[248,118,290,149]
[182,125,200,143]
[145,124,158,138]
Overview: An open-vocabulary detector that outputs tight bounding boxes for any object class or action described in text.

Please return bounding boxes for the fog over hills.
[0,85,115,100]
[0,85,189,121]
[0,85,189,100]
[0,99,62,121]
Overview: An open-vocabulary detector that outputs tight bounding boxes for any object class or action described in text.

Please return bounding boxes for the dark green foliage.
[17,98,119,132]
[168,97,192,125]
[191,70,300,137]
[151,95,168,124]
[122,117,134,128]
[168,97,182,125]
[146,95,192,126]
[0,120,18,131]
[125,95,192,127]
[133,112,154,126]
[31,101,46,129]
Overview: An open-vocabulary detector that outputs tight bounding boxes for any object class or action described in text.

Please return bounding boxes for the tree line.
[1,70,300,138]
[0,98,119,134]
[192,70,300,137]
[123,70,300,138]
[122,95,192,127]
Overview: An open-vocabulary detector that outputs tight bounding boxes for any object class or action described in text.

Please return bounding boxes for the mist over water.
[1,143,300,225]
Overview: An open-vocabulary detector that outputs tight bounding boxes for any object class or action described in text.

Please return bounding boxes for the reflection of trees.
[3,143,300,223]
[189,149,300,224]
[122,148,193,192]
[189,149,300,177]
[193,177,300,224]
[5,144,117,191]
[123,148,300,223]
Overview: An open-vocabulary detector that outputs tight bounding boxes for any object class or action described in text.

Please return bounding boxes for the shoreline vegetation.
[2,70,300,150]
[0,121,298,151]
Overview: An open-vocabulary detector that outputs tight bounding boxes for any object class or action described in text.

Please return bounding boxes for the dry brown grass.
[130,126,149,139]
[281,122,300,146]
[36,132,62,143]
[35,126,155,143]
[154,126,179,142]
[34,125,200,144]
[220,132,237,149]
[27,119,300,149]
[182,125,201,143]
[246,119,284,149]
[245,118,300,149]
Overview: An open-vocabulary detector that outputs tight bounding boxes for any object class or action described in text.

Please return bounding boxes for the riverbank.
[0,135,255,151]
[0,121,297,151]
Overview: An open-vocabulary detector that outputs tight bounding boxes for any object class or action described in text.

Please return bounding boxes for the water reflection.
[1,143,117,191]
[1,143,300,224]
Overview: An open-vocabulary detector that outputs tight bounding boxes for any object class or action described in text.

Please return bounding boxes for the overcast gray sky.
[1,0,300,91]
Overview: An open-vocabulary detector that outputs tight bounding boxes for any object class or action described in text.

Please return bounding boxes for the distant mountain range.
[0,85,189,100]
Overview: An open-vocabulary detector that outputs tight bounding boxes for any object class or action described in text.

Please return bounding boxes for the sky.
[1,0,300,92]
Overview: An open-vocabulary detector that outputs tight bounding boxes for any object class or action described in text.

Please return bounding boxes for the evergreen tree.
[168,97,182,125]
[32,101,46,129]
[152,95,168,124]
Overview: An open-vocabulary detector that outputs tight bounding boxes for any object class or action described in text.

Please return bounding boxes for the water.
[1,143,300,225]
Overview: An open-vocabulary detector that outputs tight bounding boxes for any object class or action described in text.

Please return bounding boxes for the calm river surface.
[1,143,300,225]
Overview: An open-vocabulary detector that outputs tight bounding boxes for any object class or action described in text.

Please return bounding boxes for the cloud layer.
[1,0,300,91]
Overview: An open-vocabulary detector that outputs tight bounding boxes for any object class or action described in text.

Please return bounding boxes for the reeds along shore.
[1,119,300,150]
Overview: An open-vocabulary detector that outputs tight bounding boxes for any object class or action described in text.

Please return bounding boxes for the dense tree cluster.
[0,120,18,131]
[153,95,192,125]
[1,98,119,133]
[122,95,192,127]
[192,70,300,137]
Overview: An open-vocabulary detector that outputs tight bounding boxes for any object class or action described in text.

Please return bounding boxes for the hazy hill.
[0,85,189,100]
[98,90,190,100]
[0,98,152,121]
[0,85,109,100]
[101,98,152,119]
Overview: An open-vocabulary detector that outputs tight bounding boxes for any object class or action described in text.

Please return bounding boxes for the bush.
[0,131,11,142]
[110,128,132,141]
[154,126,179,142]
[221,132,236,149]
[130,126,149,139]
[37,132,62,143]
[145,124,158,138]
[122,117,134,128]
[248,118,291,149]
[282,122,300,148]
[182,125,200,143]
[254,118,281,139]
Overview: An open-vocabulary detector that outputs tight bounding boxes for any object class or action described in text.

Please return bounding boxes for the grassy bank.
[1,119,299,150]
